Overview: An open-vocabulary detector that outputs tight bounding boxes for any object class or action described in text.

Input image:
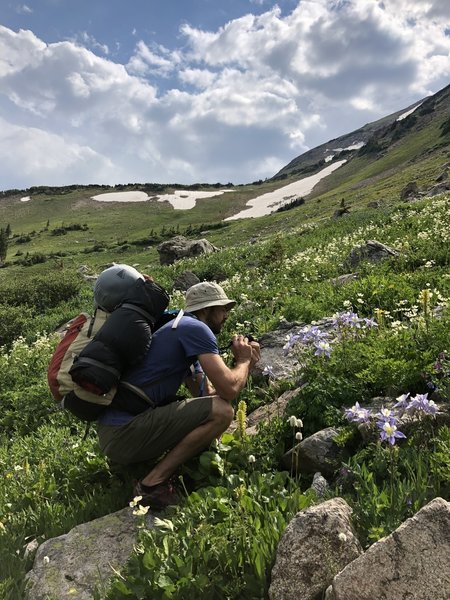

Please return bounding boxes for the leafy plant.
[106,471,312,600]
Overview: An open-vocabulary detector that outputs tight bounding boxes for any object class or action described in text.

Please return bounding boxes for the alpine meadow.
[0,82,449,600]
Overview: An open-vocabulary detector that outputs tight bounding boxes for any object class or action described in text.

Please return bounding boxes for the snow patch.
[225,160,346,221]
[396,103,422,121]
[91,189,234,209]
[156,189,234,210]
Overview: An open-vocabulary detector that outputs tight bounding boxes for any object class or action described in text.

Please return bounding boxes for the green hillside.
[0,84,449,599]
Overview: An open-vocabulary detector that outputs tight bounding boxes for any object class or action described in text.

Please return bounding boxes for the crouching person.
[97,281,261,509]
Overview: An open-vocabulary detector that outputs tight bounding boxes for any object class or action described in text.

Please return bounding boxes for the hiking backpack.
[47,277,170,421]
[47,309,118,418]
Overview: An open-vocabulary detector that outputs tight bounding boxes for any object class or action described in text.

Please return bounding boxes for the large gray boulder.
[269,498,363,600]
[27,508,153,600]
[157,235,219,265]
[400,181,419,200]
[325,497,450,600]
[345,240,399,269]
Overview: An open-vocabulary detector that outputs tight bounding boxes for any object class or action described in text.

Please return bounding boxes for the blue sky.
[0,0,449,189]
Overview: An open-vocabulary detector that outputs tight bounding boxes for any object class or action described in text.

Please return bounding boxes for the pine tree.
[0,228,8,262]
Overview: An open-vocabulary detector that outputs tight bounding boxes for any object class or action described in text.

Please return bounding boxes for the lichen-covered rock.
[325,497,450,600]
[345,240,399,269]
[27,508,153,600]
[269,498,362,600]
[157,235,218,265]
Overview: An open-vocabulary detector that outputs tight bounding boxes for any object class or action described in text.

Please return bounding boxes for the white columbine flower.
[133,505,149,516]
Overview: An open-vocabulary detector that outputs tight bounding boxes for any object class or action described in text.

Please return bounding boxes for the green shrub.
[106,471,312,600]
[0,271,83,311]
[0,305,34,348]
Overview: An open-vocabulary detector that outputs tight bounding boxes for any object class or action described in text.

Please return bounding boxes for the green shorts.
[97,395,214,465]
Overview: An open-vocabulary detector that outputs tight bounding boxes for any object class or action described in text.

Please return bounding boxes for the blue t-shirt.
[98,315,218,425]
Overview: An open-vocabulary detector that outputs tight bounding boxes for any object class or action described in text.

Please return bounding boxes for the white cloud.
[0,117,114,187]
[126,41,181,77]
[0,0,449,189]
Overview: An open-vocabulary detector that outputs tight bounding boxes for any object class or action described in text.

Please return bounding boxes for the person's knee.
[211,396,234,428]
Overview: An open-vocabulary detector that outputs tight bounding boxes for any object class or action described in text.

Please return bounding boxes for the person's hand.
[230,336,261,368]
[248,340,261,366]
[230,335,253,364]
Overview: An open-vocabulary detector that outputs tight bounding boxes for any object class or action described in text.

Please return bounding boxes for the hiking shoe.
[132,479,180,511]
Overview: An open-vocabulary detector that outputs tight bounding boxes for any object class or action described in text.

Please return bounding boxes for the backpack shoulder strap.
[121,303,153,321]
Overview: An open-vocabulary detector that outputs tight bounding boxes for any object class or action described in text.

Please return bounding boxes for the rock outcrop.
[345,240,399,269]
[325,497,450,600]
[269,498,363,600]
[27,508,152,600]
[228,387,302,435]
[157,235,219,265]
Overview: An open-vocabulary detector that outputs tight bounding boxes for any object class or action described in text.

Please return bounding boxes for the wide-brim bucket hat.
[185,282,236,312]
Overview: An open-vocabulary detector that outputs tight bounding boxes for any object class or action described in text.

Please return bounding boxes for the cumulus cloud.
[0,117,114,187]
[0,0,449,189]
[126,41,182,77]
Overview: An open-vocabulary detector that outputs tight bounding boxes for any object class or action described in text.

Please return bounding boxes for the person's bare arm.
[198,336,260,402]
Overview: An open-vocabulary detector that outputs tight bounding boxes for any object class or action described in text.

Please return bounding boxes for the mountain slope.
[274,84,449,181]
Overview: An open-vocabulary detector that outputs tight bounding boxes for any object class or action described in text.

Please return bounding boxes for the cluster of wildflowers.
[344,391,438,446]
[283,325,333,358]
[288,415,303,441]
[283,312,378,360]
[393,392,438,416]
[332,311,378,335]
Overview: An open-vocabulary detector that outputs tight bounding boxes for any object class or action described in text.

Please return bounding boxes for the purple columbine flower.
[375,407,396,423]
[334,311,363,328]
[406,393,438,416]
[299,325,329,345]
[379,421,407,445]
[393,393,410,414]
[363,317,378,329]
[262,365,275,378]
[344,402,372,424]
[283,334,301,355]
[314,340,332,358]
